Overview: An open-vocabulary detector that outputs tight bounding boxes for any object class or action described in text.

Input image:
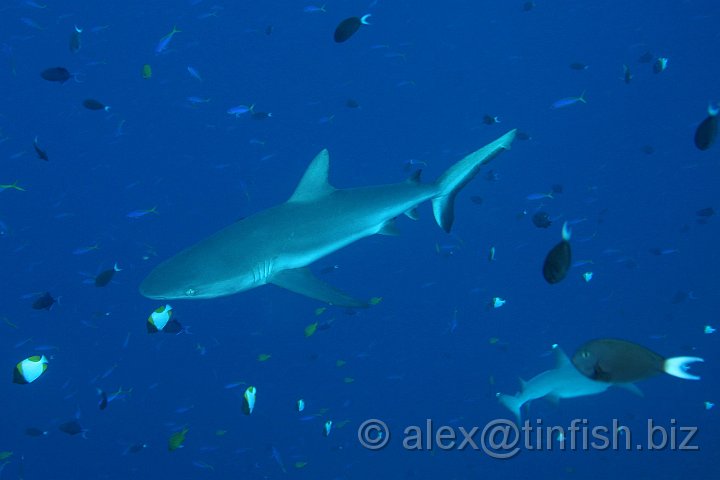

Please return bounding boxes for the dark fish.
[264,25,273,36]
[515,131,531,141]
[569,62,588,71]
[33,136,48,161]
[550,184,563,194]
[25,427,48,437]
[638,51,653,63]
[251,111,272,120]
[345,98,360,109]
[32,292,56,310]
[485,170,499,182]
[696,207,715,217]
[69,26,82,53]
[694,105,719,151]
[126,443,147,454]
[334,14,371,43]
[522,1,535,11]
[58,420,84,436]
[640,144,655,155]
[82,99,109,111]
[95,263,120,287]
[483,115,500,125]
[98,390,108,410]
[470,195,483,205]
[542,222,571,284]
[40,67,72,83]
[670,290,687,304]
[531,211,552,228]
[622,64,632,84]
[571,338,704,383]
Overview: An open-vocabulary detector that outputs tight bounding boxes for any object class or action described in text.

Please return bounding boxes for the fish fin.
[432,130,516,232]
[404,208,419,220]
[615,383,644,397]
[497,393,523,423]
[663,356,704,380]
[288,150,335,202]
[271,267,368,308]
[406,170,422,184]
[544,393,560,405]
[552,346,572,369]
[378,219,400,236]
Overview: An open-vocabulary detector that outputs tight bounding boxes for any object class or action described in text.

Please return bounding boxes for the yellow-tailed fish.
[304,322,318,337]
[168,427,189,451]
[257,353,271,362]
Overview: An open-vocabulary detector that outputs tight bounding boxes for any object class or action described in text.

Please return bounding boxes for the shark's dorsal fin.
[288,149,335,202]
[553,347,572,369]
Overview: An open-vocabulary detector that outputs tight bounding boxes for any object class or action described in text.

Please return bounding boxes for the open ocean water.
[1,1,718,479]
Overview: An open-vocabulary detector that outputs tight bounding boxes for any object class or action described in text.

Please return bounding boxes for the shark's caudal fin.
[432,129,516,232]
[497,393,523,423]
[663,356,704,380]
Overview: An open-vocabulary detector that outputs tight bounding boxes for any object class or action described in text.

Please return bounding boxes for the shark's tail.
[432,129,516,232]
[497,393,523,423]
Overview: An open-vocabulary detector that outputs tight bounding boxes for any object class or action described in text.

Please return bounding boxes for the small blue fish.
[155,26,181,54]
[187,66,202,81]
[21,17,43,30]
[187,96,210,105]
[526,192,553,200]
[227,104,253,117]
[303,4,326,13]
[73,244,99,255]
[127,206,158,218]
[551,91,586,109]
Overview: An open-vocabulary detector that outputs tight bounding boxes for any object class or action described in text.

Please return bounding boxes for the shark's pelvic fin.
[378,218,401,236]
[271,267,368,308]
[288,149,335,202]
[432,129,516,232]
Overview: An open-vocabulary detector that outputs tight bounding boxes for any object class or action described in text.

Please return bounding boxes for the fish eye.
[581,351,590,358]
[184,288,197,296]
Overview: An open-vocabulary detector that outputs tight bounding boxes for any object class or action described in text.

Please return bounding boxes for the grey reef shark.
[140,130,517,306]
[498,346,643,422]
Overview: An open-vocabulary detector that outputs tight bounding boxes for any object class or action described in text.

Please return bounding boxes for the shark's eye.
[185,288,197,296]
[581,351,590,358]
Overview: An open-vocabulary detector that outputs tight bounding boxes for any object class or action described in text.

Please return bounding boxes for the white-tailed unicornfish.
[140,130,517,307]
[13,355,48,384]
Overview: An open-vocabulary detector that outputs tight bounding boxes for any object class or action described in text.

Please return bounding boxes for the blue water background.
[1,1,718,478]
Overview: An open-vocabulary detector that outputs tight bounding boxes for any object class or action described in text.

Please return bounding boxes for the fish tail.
[432,130,516,232]
[578,90,587,103]
[561,222,571,241]
[663,356,704,380]
[497,393,523,423]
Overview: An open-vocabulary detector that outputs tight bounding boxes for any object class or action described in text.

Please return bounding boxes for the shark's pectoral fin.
[271,268,369,308]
